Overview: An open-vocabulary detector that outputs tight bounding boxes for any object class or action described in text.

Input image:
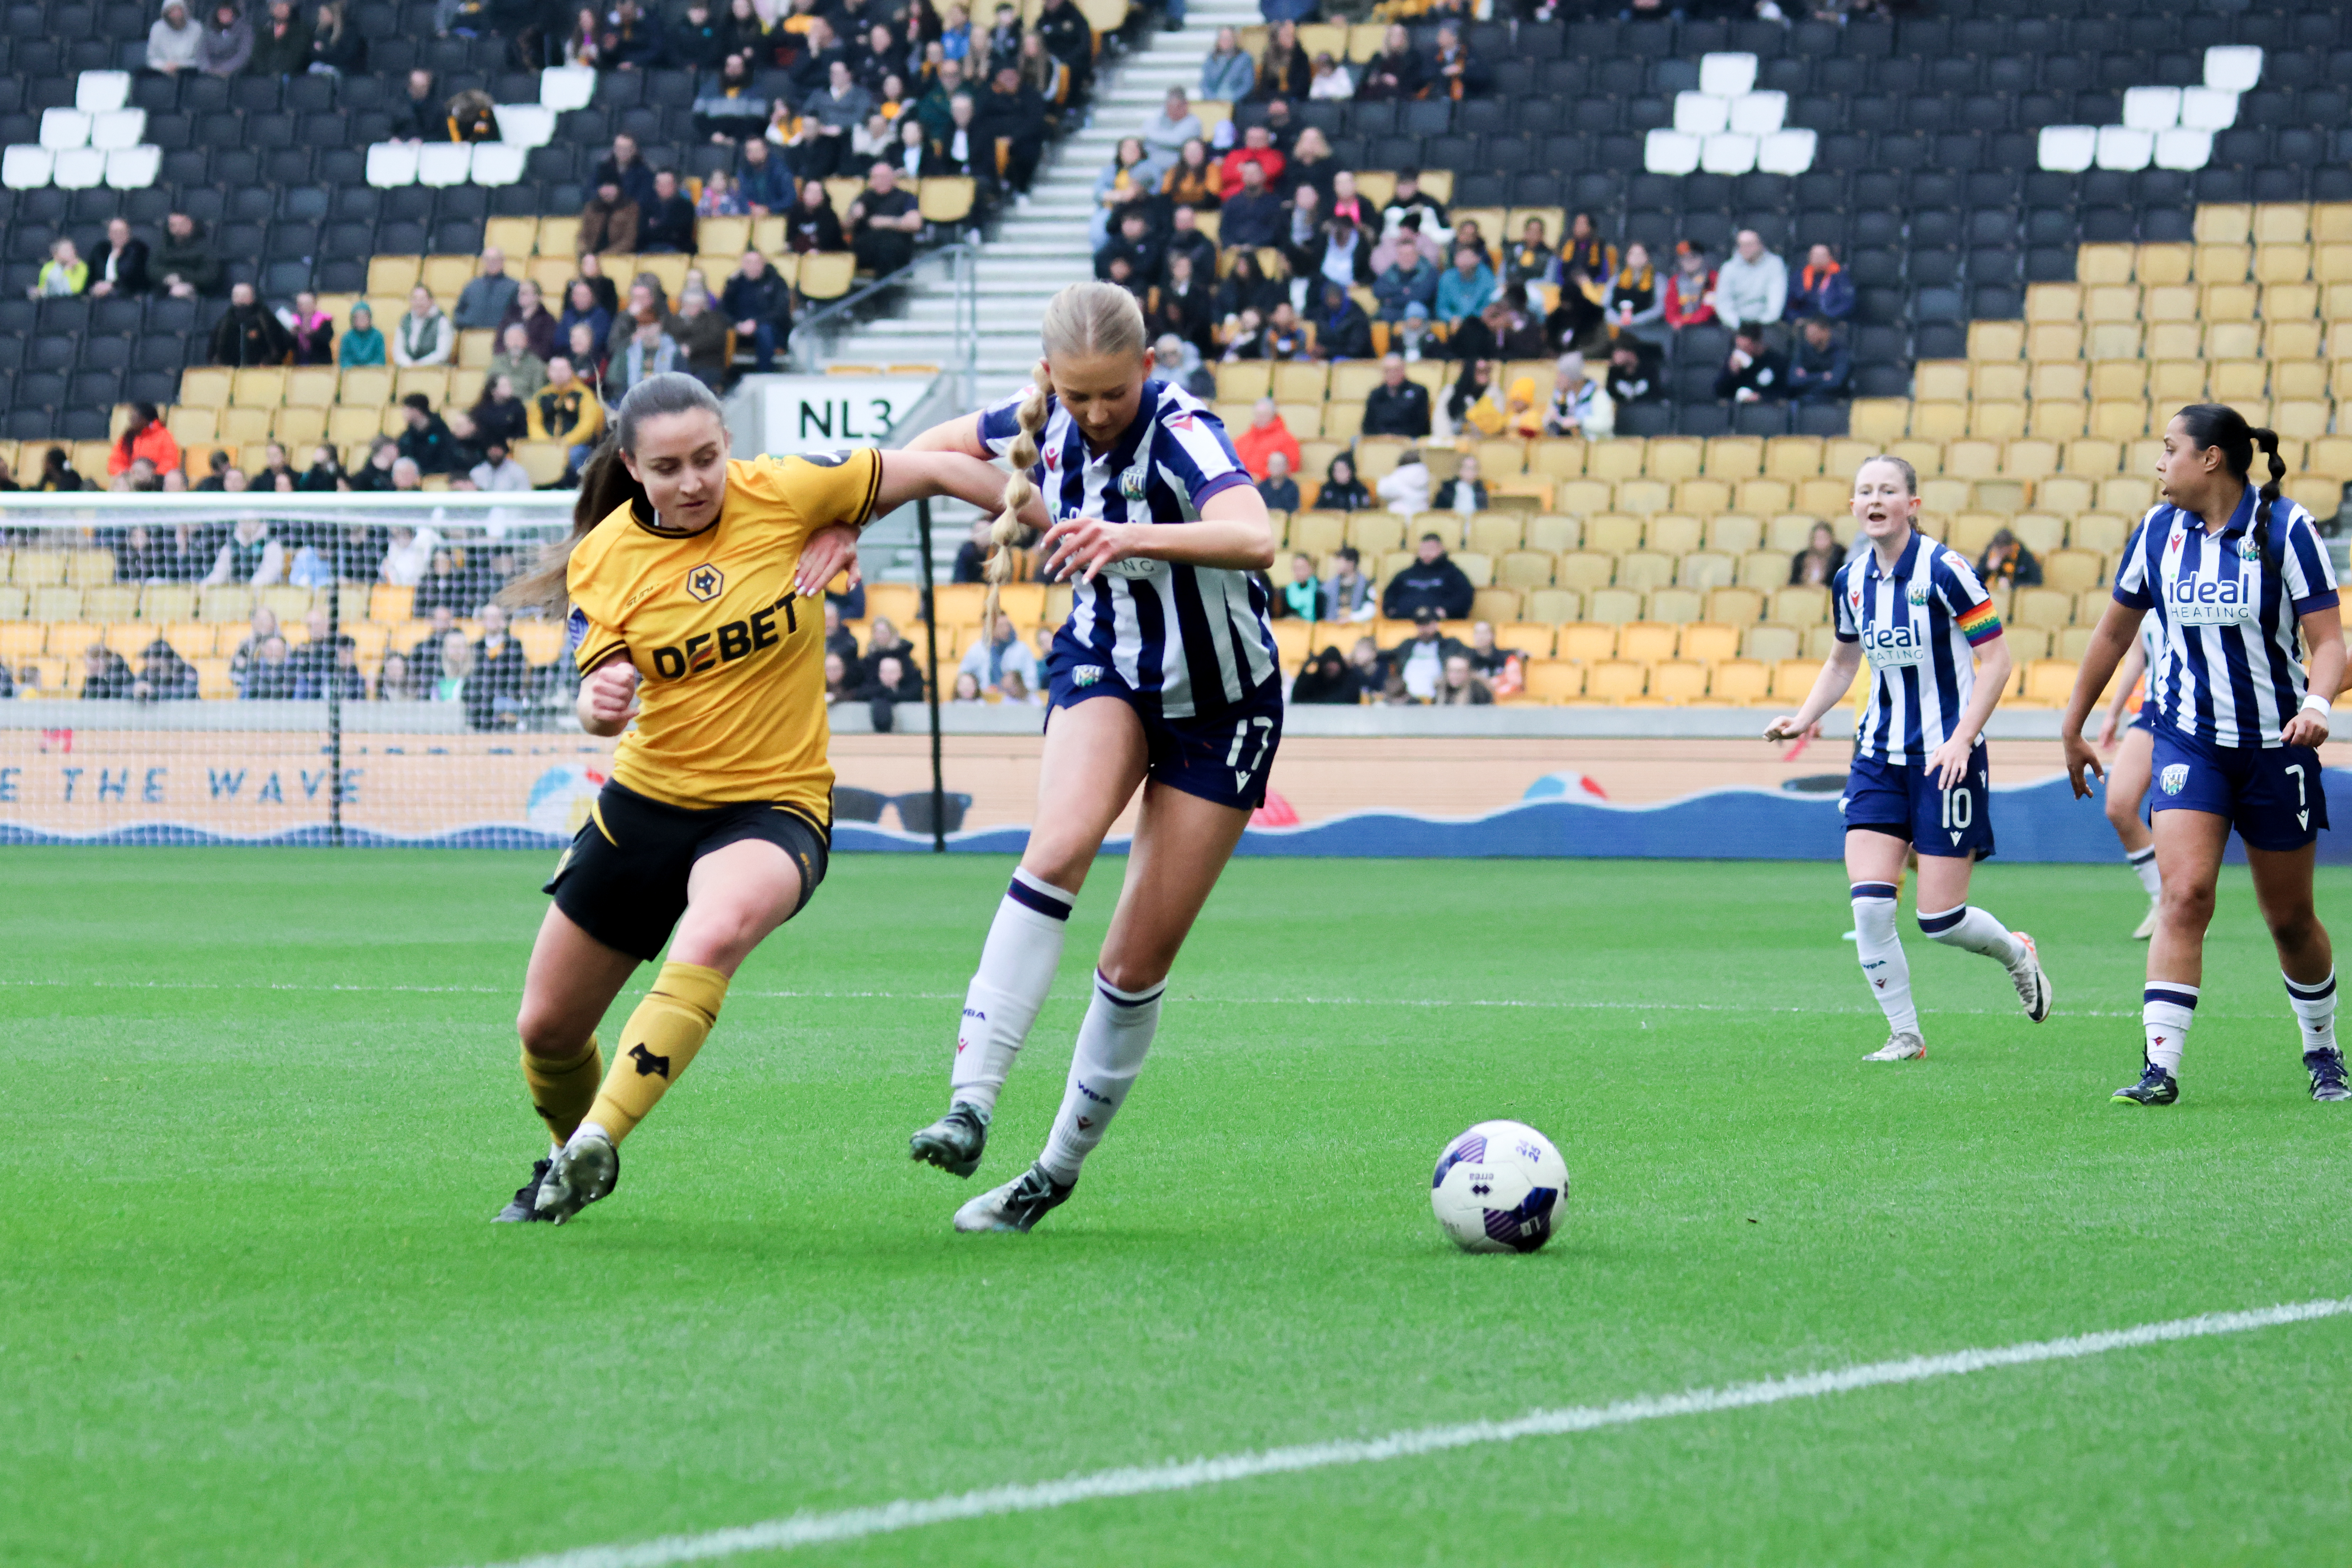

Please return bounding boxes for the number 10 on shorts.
[1942,786,1973,831]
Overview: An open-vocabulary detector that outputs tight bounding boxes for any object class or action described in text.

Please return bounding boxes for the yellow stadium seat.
[1498,622,1555,657]
[1702,436,1764,478]
[1615,478,1670,516]
[2010,587,2074,630]
[1576,514,1636,556]
[0,622,46,659]
[1582,658,1644,703]
[1494,550,1554,591]
[1288,512,1347,558]
[1772,586,1829,625]
[1673,622,1739,663]
[1678,551,1736,591]
[1643,437,1702,482]
[1453,551,1494,589]
[798,252,856,300]
[1737,550,1786,590]
[1525,588,1583,624]
[1617,622,1677,662]
[2020,659,2081,708]
[1586,588,1643,625]
[1556,623,1616,662]
[1701,657,1766,703]
[1584,441,1644,482]
[1523,515,1579,554]
[1768,658,1822,703]
[1645,513,1703,555]
[1465,514,1523,555]
[1519,658,1584,703]
[2042,549,2106,595]
[1615,551,1675,593]
[1643,659,1705,703]
[1739,624,1798,664]
[1470,587,1521,624]
[1346,513,1405,555]
[1553,478,1613,516]
[1707,515,1763,555]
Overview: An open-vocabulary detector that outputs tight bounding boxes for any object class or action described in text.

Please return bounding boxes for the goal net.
[0,492,613,847]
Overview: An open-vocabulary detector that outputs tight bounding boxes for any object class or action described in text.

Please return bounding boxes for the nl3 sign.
[756,375,938,458]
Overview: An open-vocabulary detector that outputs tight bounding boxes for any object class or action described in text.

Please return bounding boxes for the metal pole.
[326,578,344,848]
[916,496,946,853]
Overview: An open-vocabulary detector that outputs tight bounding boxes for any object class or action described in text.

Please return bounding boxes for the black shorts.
[543,782,831,962]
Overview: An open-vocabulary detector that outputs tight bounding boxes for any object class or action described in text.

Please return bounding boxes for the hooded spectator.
[1976,528,2042,591]
[1322,544,1375,621]
[199,1,252,74]
[148,0,203,71]
[109,403,180,477]
[80,643,137,699]
[339,301,385,365]
[1290,645,1361,705]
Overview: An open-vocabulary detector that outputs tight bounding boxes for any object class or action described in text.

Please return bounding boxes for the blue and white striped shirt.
[978,377,1275,720]
[1833,530,2004,766]
[2112,489,2339,749]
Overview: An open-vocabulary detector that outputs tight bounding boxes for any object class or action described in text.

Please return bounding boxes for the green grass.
[4,847,2350,1568]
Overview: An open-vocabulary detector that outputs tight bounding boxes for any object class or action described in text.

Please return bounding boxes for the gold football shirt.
[567,450,883,812]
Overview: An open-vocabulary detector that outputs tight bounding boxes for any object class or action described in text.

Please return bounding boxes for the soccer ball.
[1430,1120,1569,1254]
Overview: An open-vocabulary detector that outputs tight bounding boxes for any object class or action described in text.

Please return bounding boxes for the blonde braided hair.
[988,280,1148,629]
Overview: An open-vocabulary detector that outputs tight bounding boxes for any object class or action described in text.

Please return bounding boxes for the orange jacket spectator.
[108,413,179,476]
[1217,129,1285,193]
[1231,398,1301,481]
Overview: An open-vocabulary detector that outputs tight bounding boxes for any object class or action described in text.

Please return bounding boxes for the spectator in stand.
[671,286,730,387]
[1146,251,1214,357]
[87,220,148,299]
[238,636,298,700]
[737,136,794,215]
[1789,520,1841,587]
[1607,337,1660,407]
[1788,317,1851,403]
[803,59,875,179]
[694,54,767,144]
[848,161,922,274]
[148,0,203,71]
[951,516,992,583]
[1464,621,1519,680]
[1261,299,1308,359]
[1257,451,1301,512]
[1032,0,1092,101]
[1200,25,1252,99]
[397,392,457,473]
[391,285,452,367]
[1661,242,1716,330]
[1976,528,2042,591]
[463,604,534,730]
[1290,129,1341,210]
[1786,242,1855,322]
[1139,87,1200,186]
[1379,169,1446,247]
[254,441,298,489]
[1219,122,1284,192]
[1608,243,1663,343]
[913,55,964,140]
[1377,447,1429,514]
[601,0,665,69]
[1317,456,1372,518]
[637,169,698,254]
[346,437,397,492]
[788,176,847,251]
[1387,609,1469,701]
[1434,243,1496,327]
[556,278,612,356]
[453,247,519,330]
[486,322,548,402]
[1289,644,1360,704]
[1506,218,1555,289]
[958,612,1037,694]
[821,599,860,666]
[722,250,793,373]
[1559,210,1614,280]
[280,289,334,363]
[1714,229,1788,334]
[208,518,285,585]
[1435,653,1492,706]
[1355,24,1425,101]
[1307,51,1351,99]
[615,314,681,393]
[1218,159,1283,250]
[133,636,200,701]
[530,356,603,477]
[566,320,608,395]
[1267,550,1319,618]
[1319,543,1373,622]
[307,0,363,73]
[1428,23,1488,99]
[155,212,221,299]
[249,0,308,74]
[862,622,925,698]
[299,444,348,491]
[1096,209,1159,293]
[1451,289,1547,363]
[593,133,659,213]
[1084,137,1149,248]
[337,301,384,365]
[109,404,180,479]
[225,606,281,682]
[576,179,640,255]
[471,374,529,448]
[824,651,855,702]
[1435,452,1488,514]
[1713,325,1787,403]
[1546,264,1607,355]
[1372,233,1438,358]
[387,456,423,492]
[978,62,1048,197]
[1301,208,1373,290]
[1243,17,1305,99]
[200,1,252,76]
[1215,247,1282,326]
[1544,351,1609,439]
[1233,398,1302,480]
[209,281,291,365]
[1312,278,1373,361]
[29,237,85,298]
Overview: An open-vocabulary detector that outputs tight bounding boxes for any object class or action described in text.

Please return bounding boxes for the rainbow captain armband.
[1955,598,2002,646]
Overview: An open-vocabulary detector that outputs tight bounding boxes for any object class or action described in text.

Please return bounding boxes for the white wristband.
[2301,694,2332,718]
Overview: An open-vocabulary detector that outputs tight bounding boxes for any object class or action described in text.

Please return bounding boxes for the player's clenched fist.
[581,657,641,728]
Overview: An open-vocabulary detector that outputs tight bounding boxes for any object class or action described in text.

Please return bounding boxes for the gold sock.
[522,1034,602,1147]
[582,961,729,1143]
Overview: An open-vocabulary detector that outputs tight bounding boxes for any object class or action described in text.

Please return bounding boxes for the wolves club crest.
[685,563,723,603]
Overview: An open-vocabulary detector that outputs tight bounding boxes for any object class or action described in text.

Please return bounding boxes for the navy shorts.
[1043,631,1283,812]
[2148,727,2327,851]
[1842,744,1995,859]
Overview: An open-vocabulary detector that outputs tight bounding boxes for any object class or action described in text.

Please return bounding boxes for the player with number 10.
[1765,456,2053,1061]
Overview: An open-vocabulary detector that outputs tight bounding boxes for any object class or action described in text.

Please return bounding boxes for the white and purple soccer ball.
[1430,1120,1569,1254]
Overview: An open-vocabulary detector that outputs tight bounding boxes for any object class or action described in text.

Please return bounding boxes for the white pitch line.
[464,1295,2352,1568]
[0,976,2170,1019]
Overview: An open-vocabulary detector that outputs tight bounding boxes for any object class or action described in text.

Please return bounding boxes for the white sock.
[2144,983,2198,1073]
[1851,883,1918,1037]
[2127,846,2161,897]
[948,868,1074,1118]
[1038,971,1164,1184]
[2285,970,2338,1057]
[1918,903,2025,968]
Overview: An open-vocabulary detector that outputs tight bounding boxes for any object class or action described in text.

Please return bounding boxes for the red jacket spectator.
[1231,400,1302,481]
[1218,131,1285,193]
[1662,263,1717,329]
[108,411,180,476]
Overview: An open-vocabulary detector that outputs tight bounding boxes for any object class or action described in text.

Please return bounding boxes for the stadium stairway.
[824,0,1260,404]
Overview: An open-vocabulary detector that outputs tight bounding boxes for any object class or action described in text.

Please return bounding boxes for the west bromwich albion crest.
[2160,763,2190,795]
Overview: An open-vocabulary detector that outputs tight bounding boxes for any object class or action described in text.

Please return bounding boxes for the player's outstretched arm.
[1041,484,1277,583]
[873,448,1042,523]
[2096,633,2147,749]
[1923,632,2009,789]
[2282,603,2344,749]
[900,411,987,457]
[1763,639,1862,743]
[2058,601,2143,796]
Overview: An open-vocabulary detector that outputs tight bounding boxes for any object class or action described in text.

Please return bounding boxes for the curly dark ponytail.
[2175,403,2289,573]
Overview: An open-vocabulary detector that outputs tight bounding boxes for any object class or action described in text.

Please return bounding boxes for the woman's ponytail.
[986,360,1051,632]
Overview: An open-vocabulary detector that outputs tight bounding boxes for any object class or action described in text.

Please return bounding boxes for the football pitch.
[6,846,2351,1567]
